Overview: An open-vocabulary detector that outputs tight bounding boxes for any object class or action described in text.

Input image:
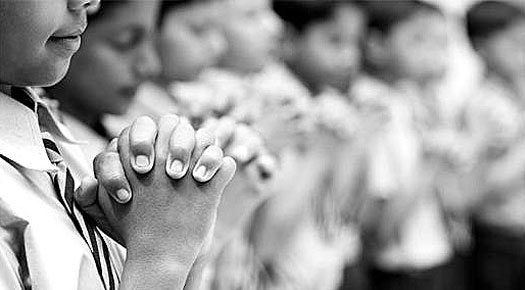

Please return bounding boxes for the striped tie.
[11,87,119,290]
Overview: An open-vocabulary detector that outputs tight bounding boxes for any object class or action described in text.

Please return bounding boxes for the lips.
[48,21,87,57]
[52,20,87,39]
[48,35,82,57]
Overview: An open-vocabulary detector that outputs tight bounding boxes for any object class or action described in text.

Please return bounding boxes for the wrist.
[121,248,194,290]
[126,238,197,269]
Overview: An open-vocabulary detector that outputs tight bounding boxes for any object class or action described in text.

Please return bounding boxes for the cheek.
[79,46,131,96]
[229,23,264,53]
[163,35,206,66]
[495,43,525,74]
[0,3,63,85]
[161,41,208,81]
[395,44,432,75]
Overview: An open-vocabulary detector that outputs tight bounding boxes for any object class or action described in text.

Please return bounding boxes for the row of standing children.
[1,0,524,289]
[41,0,525,289]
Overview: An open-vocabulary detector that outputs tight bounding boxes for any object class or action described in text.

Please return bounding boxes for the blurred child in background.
[355,1,465,289]
[102,0,227,135]
[224,1,371,290]
[47,0,275,270]
[464,2,525,289]
[73,2,283,288]
[46,0,161,161]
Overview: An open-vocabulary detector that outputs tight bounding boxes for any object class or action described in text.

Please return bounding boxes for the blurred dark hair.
[273,0,364,32]
[466,1,525,48]
[158,0,209,26]
[363,0,442,34]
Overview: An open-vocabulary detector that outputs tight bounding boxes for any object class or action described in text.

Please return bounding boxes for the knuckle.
[93,152,112,171]
[206,145,224,158]
[179,121,196,136]
[135,115,155,126]
[103,172,125,185]
[196,128,216,146]
[169,145,191,158]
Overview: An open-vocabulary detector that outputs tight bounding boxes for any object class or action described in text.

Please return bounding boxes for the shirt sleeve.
[0,229,25,290]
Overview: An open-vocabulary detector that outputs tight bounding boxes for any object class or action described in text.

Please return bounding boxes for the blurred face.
[0,0,97,87]
[286,5,365,93]
[384,10,449,84]
[56,0,161,116]
[480,19,525,82]
[158,1,227,82]
[219,0,282,74]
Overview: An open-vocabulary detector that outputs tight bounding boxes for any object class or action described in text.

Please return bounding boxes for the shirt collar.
[0,87,80,171]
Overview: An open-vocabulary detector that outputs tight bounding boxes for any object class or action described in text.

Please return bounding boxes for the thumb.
[74,177,125,246]
[74,176,99,211]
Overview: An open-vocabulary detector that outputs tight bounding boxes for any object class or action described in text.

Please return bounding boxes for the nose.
[134,42,162,81]
[67,0,100,12]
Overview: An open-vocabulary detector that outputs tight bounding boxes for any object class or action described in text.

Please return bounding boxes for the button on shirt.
[0,88,125,290]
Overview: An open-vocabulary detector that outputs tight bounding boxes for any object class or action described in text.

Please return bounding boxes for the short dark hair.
[158,0,206,26]
[273,0,364,32]
[466,1,525,48]
[363,0,442,34]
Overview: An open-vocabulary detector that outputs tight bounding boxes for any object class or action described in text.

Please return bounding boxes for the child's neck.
[46,87,101,129]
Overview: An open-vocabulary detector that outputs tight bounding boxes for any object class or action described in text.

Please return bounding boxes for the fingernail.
[193,165,208,182]
[168,159,185,178]
[135,155,150,169]
[116,189,131,203]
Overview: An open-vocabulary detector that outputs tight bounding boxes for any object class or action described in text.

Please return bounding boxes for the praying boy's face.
[286,5,365,93]
[0,0,94,87]
[479,19,525,82]
[219,0,282,74]
[158,1,227,82]
[56,1,160,116]
[383,10,449,85]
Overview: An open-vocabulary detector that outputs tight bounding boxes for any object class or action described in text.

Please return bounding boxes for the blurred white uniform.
[353,76,454,271]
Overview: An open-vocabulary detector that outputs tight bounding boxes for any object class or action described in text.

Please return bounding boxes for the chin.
[36,59,72,87]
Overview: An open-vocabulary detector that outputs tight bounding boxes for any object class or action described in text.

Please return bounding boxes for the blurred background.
[43,0,525,289]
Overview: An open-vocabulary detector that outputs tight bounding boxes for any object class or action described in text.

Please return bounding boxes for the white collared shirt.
[353,76,453,270]
[0,88,125,290]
